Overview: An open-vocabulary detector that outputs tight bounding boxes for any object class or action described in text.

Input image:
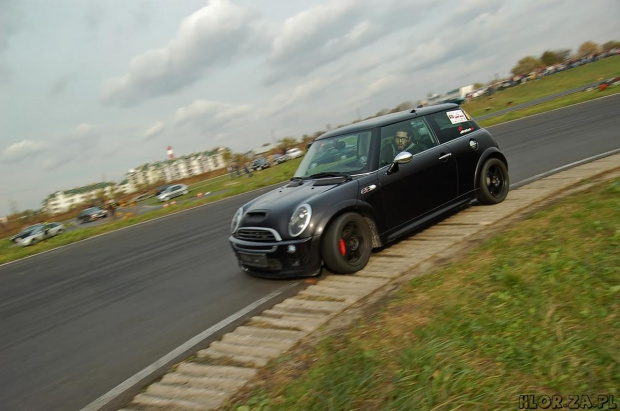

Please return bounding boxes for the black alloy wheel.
[477,158,509,204]
[322,212,372,274]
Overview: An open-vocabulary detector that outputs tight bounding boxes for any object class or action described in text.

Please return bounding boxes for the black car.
[229,103,509,277]
[77,207,107,224]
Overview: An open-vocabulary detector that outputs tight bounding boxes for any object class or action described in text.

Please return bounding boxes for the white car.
[12,222,66,246]
[157,183,189,202]
[285,147,303,159]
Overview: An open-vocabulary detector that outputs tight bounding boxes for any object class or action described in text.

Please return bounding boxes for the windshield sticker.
[459,126,474,134]
[446,109,468,124]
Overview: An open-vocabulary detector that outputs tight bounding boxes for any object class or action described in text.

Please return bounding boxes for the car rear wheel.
[322,212,372,274]
[477,158,509,204]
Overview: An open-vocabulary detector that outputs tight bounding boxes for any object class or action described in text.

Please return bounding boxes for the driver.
[380,128,415,165]
[394,129,413,152]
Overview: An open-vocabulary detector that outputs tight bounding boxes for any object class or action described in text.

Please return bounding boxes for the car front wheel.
[321,212,372,274]
[477,158,509,204]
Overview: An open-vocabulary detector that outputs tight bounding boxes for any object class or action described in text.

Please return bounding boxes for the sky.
[0,0,618,216]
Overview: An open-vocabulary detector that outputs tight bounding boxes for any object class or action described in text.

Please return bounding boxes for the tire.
[477,158,509,204]
[321,212,372,274]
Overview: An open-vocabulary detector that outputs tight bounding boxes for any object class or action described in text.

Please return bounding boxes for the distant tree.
[540,50,561,66]
[375,108,389,117]
[602,40,620,52]
[390,101,414,113]
[221,148,232,163]
[277,137,297,152]
[554,49,571,62]
[301,134,314,146]
[511,56,544,76]
[577,41,599,57]
[473,82,484,89]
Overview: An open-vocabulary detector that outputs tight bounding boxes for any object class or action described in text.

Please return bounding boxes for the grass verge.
[463,55,619,118]
[479,87,619,128]
[227,177,620,410]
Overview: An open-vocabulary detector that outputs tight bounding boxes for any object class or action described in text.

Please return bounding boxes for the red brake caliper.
[339,239,346,256]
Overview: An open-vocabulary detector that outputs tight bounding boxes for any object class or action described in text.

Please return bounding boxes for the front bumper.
[229,234,322,278]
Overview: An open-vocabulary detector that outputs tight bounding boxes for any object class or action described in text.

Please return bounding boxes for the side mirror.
[387,151,413,175]
[394,151,413,164]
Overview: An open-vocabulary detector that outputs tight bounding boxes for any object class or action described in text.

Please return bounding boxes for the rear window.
[427,108,478,143]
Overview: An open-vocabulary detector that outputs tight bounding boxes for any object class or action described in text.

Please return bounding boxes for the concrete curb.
[117,153,620,411]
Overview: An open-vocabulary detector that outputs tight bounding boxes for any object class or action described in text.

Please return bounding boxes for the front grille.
[237,228,278,242]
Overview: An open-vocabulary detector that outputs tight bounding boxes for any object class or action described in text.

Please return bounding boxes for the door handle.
[438,153,452,161]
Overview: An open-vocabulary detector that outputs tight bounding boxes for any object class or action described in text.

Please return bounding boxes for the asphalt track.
[0,94,619,411]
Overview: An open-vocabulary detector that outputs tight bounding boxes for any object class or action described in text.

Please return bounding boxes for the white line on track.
[80,281,301,411]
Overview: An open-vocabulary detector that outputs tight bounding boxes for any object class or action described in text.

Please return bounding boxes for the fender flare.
[473,147,509,190]
[314,199,383,249]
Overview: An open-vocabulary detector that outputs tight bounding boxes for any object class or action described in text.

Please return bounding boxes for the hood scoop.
[312,176,348,186]
[244,211,268,223]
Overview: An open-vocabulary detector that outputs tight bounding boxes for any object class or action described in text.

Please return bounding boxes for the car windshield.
[21,223,43,234]
[294,131,372,178]
[81,208,98,215]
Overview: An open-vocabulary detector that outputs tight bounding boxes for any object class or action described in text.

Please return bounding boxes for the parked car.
[10,223,45,243]
[12,222,65,246]
[157,183,189,202]
[77,207,108,224]
[250,157,270,171]
[155,185,170,196]
[273,154,289,164]
[229,103,509,277]
[286,147,304,159]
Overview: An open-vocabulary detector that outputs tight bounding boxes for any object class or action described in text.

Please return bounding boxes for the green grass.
[227,178,620,410]
[463,55,620,118]
[479,86,619,128]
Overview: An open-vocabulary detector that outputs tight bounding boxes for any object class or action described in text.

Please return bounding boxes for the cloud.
[174,99,253,131]
[262,74,343,118]
[145,121,165,140]
[100,0,267,107]
[34,124,105,171]
[264,0,436,83]
[3,140,48,163]
[49,71,80,97]
[0,0,21,81]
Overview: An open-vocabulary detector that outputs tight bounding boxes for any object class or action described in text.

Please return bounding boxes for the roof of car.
[317,103,459,140]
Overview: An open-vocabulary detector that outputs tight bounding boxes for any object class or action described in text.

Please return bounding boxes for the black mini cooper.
[229,103,509,277]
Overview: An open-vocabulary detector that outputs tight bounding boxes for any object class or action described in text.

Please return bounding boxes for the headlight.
[289,204,312,237]
[231,207,243,233]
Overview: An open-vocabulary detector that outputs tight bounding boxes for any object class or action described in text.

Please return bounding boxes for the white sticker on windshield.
[446,109,468,124]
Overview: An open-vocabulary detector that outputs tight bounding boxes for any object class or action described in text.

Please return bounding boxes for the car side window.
[427,108,478,144]
[379,117,438,167]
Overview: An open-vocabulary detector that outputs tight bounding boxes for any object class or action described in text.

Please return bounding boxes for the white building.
[423,85,475,106]
[43,183,116,215]
[41,147,227,214]
[123,147,227,193]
